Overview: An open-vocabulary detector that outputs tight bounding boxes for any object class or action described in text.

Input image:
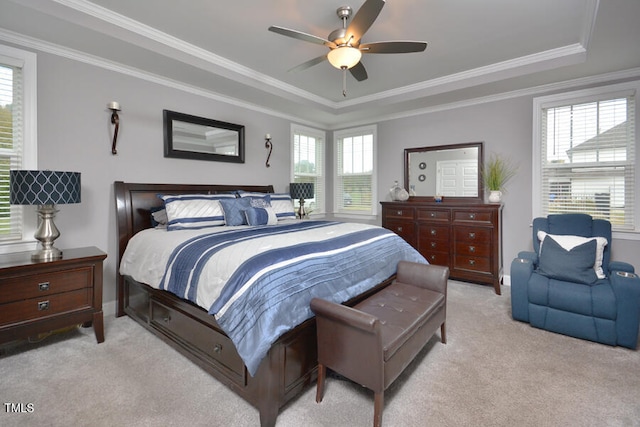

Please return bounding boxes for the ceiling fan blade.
[360,41,427,54]
[345,0,385,44]
[268,26,336,48]
[288,55,327,72]
[349,62,368,81]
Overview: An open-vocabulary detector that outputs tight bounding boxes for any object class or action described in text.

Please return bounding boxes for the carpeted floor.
[1,281,639,427]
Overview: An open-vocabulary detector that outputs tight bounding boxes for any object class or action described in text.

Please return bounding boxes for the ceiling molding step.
[334,43,588,111]
[39,0,336,110]
[580,0,600,50]
[0,27,326,129]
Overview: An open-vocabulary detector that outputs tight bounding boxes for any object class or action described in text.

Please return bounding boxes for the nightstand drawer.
[0,288,92,327]
[0,267,93,304]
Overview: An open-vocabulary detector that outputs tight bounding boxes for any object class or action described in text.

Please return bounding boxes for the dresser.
[0,247,107,345]
[381,201,503,294]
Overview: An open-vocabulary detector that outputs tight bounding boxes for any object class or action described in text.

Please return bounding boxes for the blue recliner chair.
[511,213,640,349]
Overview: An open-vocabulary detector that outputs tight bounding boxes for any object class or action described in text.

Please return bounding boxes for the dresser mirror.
[404,142,484,203]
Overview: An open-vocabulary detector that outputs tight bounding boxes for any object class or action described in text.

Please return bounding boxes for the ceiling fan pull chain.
[342,66,348,97]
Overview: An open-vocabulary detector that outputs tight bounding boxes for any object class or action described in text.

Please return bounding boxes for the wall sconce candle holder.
[108,101,121,155]
[265,134,273,168]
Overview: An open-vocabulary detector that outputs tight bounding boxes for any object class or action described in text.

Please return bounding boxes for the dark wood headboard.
[113,181,274,316]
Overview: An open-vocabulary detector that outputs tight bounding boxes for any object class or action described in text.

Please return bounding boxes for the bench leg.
[316,363,326,403]
[440,322,447,344]
[373,391,384,427]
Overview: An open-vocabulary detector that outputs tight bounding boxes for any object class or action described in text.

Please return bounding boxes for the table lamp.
[10,170,81,261]
[289,182,314,219]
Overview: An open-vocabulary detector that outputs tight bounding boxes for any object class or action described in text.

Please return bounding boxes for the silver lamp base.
[32,204,63,262]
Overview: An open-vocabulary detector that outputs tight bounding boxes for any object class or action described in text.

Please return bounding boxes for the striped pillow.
[160,193,236,230]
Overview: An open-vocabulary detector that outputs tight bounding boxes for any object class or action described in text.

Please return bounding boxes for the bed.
[114,181,426,426]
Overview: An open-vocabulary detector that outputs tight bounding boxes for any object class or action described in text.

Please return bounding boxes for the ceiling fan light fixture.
[327,46,362,69]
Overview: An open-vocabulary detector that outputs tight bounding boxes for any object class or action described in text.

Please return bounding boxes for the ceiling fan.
[268,0,427,96]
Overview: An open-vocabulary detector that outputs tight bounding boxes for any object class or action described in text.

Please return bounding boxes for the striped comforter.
[120,221,426,375]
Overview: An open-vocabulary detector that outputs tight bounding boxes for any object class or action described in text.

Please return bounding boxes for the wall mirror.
[404,142,484,202]
[163,110,245,163]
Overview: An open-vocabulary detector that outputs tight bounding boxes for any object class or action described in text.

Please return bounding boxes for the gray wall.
[19,47,640,311]
[34,53,294,312]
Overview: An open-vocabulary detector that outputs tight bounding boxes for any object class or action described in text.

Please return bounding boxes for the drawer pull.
[430,255,436,261]
[396,210,403,216]
[397,226,403,232]
[430,212,436,217]
[469,213,476,219]
[214,343,222,353]
[163,315,171,323]
[38,300,50,311]
[431,242,436,248]
[469,259,476,266]
[469,246,475,253]
[39,282,50,291]
[469,232,476,239]
[430,229,437,236]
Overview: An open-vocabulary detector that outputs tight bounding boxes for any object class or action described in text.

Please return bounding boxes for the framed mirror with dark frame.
[404,142,484,203]
[163,110,245,163]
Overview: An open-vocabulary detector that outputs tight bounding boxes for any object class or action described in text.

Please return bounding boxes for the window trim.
[533,80,640,240]
[0,44,38,253]
[333,124,378,219]
[291,123,326,216]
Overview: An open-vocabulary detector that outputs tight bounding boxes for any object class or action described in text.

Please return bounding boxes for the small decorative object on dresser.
[482,153,517,203]
[0,247,107,345]
[381,200,503,294]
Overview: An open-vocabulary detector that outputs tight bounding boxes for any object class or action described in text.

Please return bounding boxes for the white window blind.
[292,125,325,215]
[538,90,636,230]
[334,126,377,216]
[0,62,23,241]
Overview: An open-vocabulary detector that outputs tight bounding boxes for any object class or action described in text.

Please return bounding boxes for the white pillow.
[160,193,236,230]
[537,231,608,279]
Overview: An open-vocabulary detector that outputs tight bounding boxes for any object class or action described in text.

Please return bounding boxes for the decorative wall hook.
[265,134,273,168]
[108,101,121,155]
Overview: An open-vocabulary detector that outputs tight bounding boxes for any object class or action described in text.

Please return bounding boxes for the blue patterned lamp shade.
[10,170,81,205]
[290,182,314,200]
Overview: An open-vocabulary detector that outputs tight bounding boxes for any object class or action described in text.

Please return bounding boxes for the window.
[292,124,325,215]
[334,125,377,217]
[0,45,37,251]
[533,82,638,232]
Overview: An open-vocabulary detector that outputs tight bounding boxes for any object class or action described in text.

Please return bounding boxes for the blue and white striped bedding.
[119,220,426,376]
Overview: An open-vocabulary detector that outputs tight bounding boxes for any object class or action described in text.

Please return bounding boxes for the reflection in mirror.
[404,142,484,202]
[164,110,245,163]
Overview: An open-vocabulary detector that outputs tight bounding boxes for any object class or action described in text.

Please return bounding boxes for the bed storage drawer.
[150,300,246,385]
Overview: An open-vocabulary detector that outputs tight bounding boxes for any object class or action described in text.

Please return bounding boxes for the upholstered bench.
[310,261,449,427]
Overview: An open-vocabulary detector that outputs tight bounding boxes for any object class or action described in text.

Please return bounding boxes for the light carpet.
[1,281,639,427]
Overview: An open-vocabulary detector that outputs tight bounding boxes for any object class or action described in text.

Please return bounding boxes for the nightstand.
[0,247,107,345]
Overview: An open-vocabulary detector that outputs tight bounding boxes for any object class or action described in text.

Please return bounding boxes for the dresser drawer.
[383,206,415,220]
[453,210,494,224]
[0,267,93,304]
[417,209,450,222]
[423,252,450,266]
[0,288,92,327]
[151,300,246,385]
[418,224,450,241]
[419,239,449,254]
[453,255,491,273]
[385,220,415,244]
[455,241,491,257]
[454,226,491,243]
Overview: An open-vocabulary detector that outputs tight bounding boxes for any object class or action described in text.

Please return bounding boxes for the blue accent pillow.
[219,197,252,226]
[244,207,270,226]
[538,235,598,284]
